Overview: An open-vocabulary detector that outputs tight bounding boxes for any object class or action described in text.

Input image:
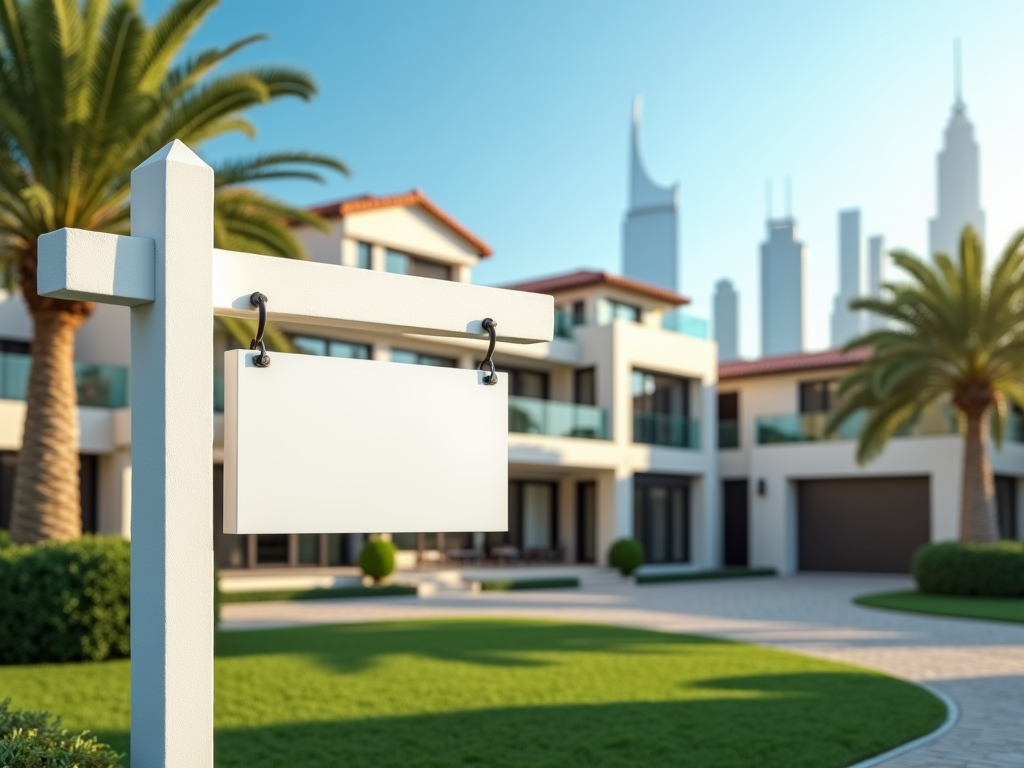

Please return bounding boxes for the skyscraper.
[622,95,679,291]
[713,279,739,361]
[866,235,887,331]
[830,209,865,348]
[929,41,984,258]
[760,212,806,357]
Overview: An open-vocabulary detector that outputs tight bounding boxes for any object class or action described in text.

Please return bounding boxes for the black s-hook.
[249,292,270,367]
[479,318,498,385]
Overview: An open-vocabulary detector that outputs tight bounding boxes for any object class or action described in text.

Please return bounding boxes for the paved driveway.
[222,574,1024,767]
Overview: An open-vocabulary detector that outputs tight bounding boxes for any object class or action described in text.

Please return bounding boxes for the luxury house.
[0,190,720,572]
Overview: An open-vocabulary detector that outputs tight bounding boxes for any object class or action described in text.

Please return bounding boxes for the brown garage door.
[798,477,930,573]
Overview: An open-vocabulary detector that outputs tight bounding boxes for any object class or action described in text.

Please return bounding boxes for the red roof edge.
[718,347,870,380]
[502,269,690,306]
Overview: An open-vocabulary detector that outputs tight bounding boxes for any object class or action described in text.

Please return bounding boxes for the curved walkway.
[222,574,1024,767]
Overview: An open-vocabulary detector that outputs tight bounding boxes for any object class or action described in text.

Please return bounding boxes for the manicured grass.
[478,577,580,591]
[220,584,417,603]
[0,619,945,768]
[855,589,1024,624]
[635,567,777,585]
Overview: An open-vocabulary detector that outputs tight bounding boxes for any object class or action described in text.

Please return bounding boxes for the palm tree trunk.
[960,409,1000,542]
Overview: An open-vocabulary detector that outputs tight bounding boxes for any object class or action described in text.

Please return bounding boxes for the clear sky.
[145,0,1024,357]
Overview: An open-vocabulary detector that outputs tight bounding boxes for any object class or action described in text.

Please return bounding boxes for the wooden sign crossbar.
[35,140,552,768]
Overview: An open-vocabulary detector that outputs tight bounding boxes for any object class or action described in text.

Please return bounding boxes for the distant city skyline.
[143,0,1024,356]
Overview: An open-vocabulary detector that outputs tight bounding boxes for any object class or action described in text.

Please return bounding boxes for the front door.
[634,474,689,564]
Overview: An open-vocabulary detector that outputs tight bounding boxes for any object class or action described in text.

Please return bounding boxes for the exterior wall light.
[757,478,767,497]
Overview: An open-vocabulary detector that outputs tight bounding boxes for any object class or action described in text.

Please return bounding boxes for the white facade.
[713,279,739,361]
[0,193,719,572]
[622,96,679,291]
[718,353,1024,575]
[928,77,984,257]
[760,218,805,356]
[830,209,865,347]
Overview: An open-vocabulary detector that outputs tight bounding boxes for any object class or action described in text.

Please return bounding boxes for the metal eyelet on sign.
[249,292,270,367]
[478,317,498,385]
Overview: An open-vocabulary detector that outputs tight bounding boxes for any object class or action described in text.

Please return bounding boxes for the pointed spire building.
[622,96,680,291]
[929,41,984,257]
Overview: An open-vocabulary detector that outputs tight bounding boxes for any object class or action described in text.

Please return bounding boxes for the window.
[292,335,371,360]
[575,368,596,405]
[356,242,372,270]
[718,392,739,449]
[632,370,694,448]
[572,301,586,325]
[0,338,30,354]
[505,368,549,399]
[799,380,837,413]
[391,349,456,367]
[598,299,642,325]
[385,248,451,281]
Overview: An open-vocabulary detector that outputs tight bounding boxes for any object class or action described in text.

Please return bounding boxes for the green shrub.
[914,540,1024,597]
[608,538,644,575]
[0,698,121,767]
[0,536,130,665]
[359,539,397,584]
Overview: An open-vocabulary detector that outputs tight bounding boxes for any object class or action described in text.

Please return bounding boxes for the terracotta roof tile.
[305,189,493,257]
[718,347,870,380]
[501,270,690,306]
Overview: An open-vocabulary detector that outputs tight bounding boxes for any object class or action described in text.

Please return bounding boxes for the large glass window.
[634,474,689,564]
[718,392,739,449]
[575,368,596,405]
[292,335,371,360]
[504,368,549,399]
[632,369,695,447]
[391,349,456,367]
[386,249,451,281]
[597,298,642,324]
[799,380,838,413]
[356,241,372,269]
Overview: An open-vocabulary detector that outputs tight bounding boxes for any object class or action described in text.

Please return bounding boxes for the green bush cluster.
[914,540,1024,597]
[359,539,397,583]
[0,536,130,665]
[0,699,121,767]
[608,538,644,575]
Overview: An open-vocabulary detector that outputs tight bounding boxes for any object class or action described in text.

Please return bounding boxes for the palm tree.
[827,227,1024,543]
[0,0,346,543]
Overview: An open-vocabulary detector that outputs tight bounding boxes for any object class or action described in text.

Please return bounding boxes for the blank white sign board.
[222,350,508,534]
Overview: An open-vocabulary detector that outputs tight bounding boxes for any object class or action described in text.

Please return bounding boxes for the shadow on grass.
[214,618,715,673]
[100,672,945,768]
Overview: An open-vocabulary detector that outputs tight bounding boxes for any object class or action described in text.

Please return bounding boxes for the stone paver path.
[222,574,1024,767]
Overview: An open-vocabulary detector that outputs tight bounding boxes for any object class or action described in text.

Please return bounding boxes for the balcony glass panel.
[718,419,739,449]
[632,413,700,449]
[553,308,574,339]
[0,352,128,408]
[756,408,958,445]
[508,396,607,440]
[661,312,709,340]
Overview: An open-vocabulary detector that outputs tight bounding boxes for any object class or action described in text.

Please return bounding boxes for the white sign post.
[37,140,552,768]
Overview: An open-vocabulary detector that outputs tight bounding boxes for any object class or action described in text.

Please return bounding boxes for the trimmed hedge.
[0,536,131,665]
[608,538,644,575]
[221,585,417,602]
[914,540,1024,597]
[635,567,777,585]
[359,539,397,584]
[0,698,121,767]
[479,577,580,591]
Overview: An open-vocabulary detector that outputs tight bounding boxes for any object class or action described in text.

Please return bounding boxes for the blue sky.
[146,0,1024,357]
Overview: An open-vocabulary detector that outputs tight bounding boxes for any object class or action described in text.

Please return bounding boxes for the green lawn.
[0,619,945,768]
[855,590,1024,624]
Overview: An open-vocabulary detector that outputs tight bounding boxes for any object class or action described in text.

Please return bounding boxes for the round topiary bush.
[914,540,1024,597]
[0,535,131,665]
[608,538,644,575]
[0,698,121,767]
[359,538,397,584]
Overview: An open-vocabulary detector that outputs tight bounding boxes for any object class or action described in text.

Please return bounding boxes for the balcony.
[633,413,700,449]
[660,312,709,340]
[0,351,128,408]
[553,308,574,339]
[509,396,608,439]
[756,408,958,445]
[718,419,739,449]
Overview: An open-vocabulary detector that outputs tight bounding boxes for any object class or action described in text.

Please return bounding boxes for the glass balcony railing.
[756,408,958,445]
[509,396,608,439]
[553,309,574,339]
[0,352,128,408]
[633,413,700,449]
[661,312,709,340]
[718,419,739,449]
